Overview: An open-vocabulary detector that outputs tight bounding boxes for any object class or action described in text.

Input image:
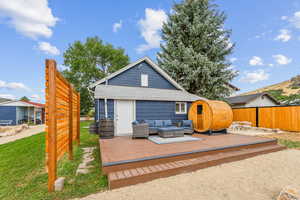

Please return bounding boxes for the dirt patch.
[0,125,45,145]
[262,132,300,142]
[75,150,300,200]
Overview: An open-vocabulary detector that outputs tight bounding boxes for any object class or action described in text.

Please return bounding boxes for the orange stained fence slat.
[233,106,300,132]
[45,59,80,192]
[232,108,256,127]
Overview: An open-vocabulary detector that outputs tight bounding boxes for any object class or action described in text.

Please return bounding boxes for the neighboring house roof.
[21,100,45,108]
[226,83,240,91]
[0,100,44,107]
[226,92,280,105]
[0,97,11,103]
[89,57,186,91]
[95,85,204,102]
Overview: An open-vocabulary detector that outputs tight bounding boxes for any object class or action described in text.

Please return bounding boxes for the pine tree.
[157,0,237,99]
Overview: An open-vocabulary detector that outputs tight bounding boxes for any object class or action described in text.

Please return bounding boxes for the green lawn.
[278,139,300,149]
[0,121,107,200]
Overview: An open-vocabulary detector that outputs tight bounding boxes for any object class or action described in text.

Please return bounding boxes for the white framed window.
[175,102,187,114]
[141,74,148,87]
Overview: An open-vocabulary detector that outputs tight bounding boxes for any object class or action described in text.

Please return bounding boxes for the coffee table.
[157,127,185,138]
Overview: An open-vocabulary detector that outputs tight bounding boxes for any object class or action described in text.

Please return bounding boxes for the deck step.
[103,139,278,173]
[108,144,285,189]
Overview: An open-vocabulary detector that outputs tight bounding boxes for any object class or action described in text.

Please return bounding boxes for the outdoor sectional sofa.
[132,119,194,139]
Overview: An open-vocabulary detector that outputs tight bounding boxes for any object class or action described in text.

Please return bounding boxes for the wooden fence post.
[68,85,73,160]
[47,59,57,192]
[255,107,259,127]
[77,93,80,145]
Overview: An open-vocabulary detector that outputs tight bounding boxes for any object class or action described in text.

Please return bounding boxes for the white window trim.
[175,102,187,114]
[141,74,148,87]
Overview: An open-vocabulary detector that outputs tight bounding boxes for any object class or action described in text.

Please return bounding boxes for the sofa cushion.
[154,120,163,127]
[182,120,192,127]
[163,120,172,127]
[144,120,155,127]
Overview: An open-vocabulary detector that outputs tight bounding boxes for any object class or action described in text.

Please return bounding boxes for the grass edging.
[0,121,107,200]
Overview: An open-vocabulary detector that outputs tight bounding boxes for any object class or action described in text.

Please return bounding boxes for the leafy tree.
[157,0,237,99]
[62,36,130,114]
[20,96,30,101]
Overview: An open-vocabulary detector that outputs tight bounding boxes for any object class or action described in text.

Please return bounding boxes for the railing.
[45,59,80,191]
[232,105,300,132]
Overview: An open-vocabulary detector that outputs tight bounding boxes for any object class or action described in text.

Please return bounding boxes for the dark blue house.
[89,57,202,136]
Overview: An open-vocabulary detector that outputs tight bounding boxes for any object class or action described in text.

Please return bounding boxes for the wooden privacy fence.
[233,105,300,132]
[45,59,80,191]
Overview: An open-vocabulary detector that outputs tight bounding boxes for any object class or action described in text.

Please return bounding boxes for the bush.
[88,109,95,118]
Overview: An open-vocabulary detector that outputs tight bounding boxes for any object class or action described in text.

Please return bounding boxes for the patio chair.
[132,121,149,139]
[181,120,194,135]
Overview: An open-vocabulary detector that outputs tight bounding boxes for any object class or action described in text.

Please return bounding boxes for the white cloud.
[289,11,300,29]
[0,80,30,91]
[136,8,167,53]
[0,0,58,39]
[57,64,69,71]
[0,94,16,99]
[229,57,237,62]
[268,63,274,67]
[272,54,292,65]
[240,69,269,83]
[30,94,41,102]
[281,16,288,20]
[249,56,263,66]
[275,29,291,42]
[38,42,60,55]
[113,20,122,33]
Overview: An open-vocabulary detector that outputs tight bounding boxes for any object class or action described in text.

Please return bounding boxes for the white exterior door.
[115,100,135,136]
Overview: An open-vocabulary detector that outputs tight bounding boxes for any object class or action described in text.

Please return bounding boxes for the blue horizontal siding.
[106,61,178,90]
[95,100,192,123]
[136,101,191,122]
[0,106,16,125]
[95,99,114,121]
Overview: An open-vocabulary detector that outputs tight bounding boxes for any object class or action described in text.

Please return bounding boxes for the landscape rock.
[76,168,89,175]
[277,186,300,200]
[54,177,65,191]
[76,147,96,175]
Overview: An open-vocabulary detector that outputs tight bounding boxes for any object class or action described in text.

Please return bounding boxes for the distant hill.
[241,75,300,105]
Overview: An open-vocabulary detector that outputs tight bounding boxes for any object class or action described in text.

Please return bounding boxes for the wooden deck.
[99,133,284,189]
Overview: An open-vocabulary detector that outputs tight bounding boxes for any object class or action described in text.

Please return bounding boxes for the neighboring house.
[89,57,203,136]
[226,93,280,108]
[0,99,45,125]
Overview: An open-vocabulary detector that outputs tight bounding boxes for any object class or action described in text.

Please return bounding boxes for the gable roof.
[89,57,186,91]
[95,85,203,102]
[0,100,44,107]
[226,92,280,105]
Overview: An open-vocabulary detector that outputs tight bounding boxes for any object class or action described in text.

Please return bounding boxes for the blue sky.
[0,0,300,102]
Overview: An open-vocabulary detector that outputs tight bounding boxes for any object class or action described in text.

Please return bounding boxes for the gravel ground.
[75,149,300,200]
[0,125,44,145]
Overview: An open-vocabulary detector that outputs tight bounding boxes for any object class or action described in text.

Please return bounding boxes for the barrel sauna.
[188,100,233,132]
